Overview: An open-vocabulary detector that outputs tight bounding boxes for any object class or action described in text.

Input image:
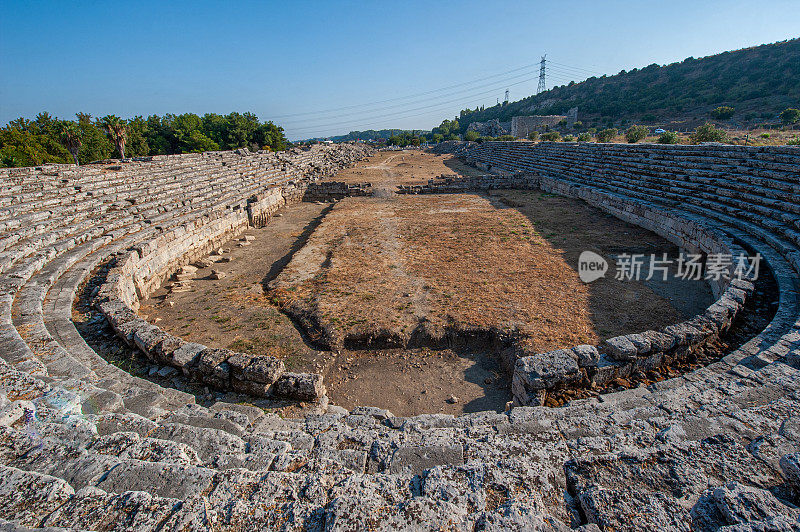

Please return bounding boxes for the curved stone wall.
[0,142,799,530]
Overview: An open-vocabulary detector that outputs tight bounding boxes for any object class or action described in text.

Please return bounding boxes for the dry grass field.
[268,191,688,354]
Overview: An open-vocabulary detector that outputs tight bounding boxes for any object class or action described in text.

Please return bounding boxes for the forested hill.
[450,39,800,131]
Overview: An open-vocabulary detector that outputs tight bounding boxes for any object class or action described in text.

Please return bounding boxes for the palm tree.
[59,122,83,165]
[100,115,128,159]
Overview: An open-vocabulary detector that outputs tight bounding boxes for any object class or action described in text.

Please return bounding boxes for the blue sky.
[1,1,798,140]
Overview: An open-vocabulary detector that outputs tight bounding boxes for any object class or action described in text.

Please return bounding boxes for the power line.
[287,97,492,138]
[268,61,542,120]
[278,69,539,126]
[547,60,604,76]
[280,57,604,137]
[286,75,539,133]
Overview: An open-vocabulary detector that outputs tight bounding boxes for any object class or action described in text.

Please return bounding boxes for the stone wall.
[302,181,372,201]
[510,115,565,138]
[1,140,799,530]
[24,144,373,402]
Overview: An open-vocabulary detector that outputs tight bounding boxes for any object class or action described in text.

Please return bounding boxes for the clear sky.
[1,1,798,140]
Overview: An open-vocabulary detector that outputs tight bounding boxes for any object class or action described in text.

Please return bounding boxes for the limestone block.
[604,336,638,361]
[273,372,326,401]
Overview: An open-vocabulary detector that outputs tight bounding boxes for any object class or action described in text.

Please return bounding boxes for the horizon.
[1,1,798,141]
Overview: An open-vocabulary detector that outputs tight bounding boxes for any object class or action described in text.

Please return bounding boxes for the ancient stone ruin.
[1,140,799,530]
[510,107,578,138]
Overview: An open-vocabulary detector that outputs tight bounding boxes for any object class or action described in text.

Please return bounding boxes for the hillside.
[450,39,800,132]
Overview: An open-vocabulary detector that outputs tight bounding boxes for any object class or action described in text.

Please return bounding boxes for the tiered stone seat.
[1,142,799,530]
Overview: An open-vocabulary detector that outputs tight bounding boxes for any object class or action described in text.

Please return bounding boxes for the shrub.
[527,131,539,141]
[496,135,516,141]
[759,132,771,139]
[786,136,800,146]
[464,130,479,142]
[657,131,680,144]
[540,131,561,142]
[780,108,800,125]
[577,133,592,142]
[690,123,728,144]
[572,121,583,129]
[563,135,574,142]
[625,125,650,143]
[710,106,735,120]
[596,128,617,142]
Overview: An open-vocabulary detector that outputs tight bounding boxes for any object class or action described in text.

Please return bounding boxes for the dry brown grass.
[269,191,685,352]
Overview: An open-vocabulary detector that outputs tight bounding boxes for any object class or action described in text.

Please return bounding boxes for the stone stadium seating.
[0,141,798,530]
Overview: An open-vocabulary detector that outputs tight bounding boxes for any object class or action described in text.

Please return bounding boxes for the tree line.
[0,112,289,167]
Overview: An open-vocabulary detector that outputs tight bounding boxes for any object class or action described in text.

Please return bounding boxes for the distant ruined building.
[466,119,509,137]
[511,107,578,138]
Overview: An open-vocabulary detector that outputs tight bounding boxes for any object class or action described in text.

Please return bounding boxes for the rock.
[779,453,800,490]
[579,487,691,531]
[604,336,638,361]
[0,465,75,525]
[193,258,214,268]
[273,373,326,401]
[0,400,34,427]
[512,349,581,405]
[446,395,459,404]
[573,345,600,367]
[157,366,178,378]
[387,444,464,475]
[209,269,226,280]
[691,481,800,528]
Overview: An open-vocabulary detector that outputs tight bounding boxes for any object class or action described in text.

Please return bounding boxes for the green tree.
[59,121,82,165]
[100,115,128,159]
[540,131,561,141]
[527,131,539,141]
[625,125,650,143]
[780,108,800,124]
[77,113,113,162]
[596,128,617,142]
[464,130,479,142]
[689,123,728,143]
[125,116,150,157]
[710,106,735,119]
[657,131,680,144]
[577,132,592,142]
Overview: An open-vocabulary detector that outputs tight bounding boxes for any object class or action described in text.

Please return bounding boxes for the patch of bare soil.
[141,202,330,373]
[325,149,485,186]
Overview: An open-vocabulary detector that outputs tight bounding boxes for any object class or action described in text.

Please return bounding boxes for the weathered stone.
[387,444,464,475]
[273,372,326,401]
[573,344,600,367]
[604,335,638,361]
[779,453,800,490]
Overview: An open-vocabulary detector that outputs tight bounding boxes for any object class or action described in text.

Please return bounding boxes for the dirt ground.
[324,149,485,189]
[145,150,712,417]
